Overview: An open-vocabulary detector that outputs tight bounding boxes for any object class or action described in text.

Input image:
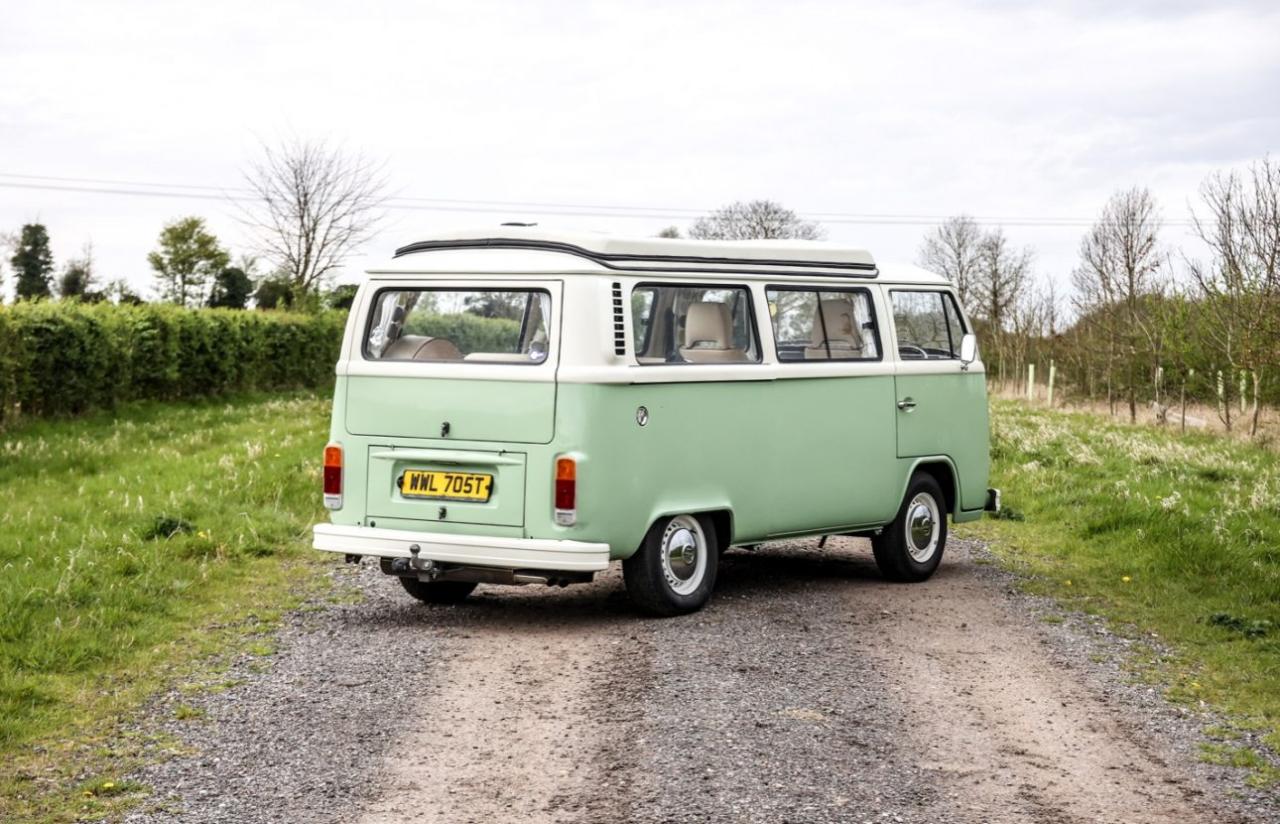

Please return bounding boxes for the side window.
[631,288,656,351]
[765,287,880,361]
[891,290,965,360]
[630,284,760,364]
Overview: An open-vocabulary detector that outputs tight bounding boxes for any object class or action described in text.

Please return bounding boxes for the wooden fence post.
[1182,368,1193,434]
[1047,360,1056,408]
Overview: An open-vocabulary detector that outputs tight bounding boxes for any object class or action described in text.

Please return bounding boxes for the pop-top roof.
[390,227,878,277]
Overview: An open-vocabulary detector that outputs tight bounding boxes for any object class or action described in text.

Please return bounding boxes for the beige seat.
[679,302,749,363]
[382,335,463,360]
[804,299,865,360]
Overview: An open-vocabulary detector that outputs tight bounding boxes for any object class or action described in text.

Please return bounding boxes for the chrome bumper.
[312,523,611,572]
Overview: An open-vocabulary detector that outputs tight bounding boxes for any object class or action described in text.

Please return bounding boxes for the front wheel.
[623,514,719,616]
[398,577,477,604]
[872,473,948,582]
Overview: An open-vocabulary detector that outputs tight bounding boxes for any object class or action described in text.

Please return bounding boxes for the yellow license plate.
[399,470,493,502]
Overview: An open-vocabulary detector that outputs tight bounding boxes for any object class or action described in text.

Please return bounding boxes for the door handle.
[897,398,917,411]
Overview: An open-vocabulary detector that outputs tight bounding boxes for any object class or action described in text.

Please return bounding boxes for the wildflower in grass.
[1122,576,1132,583]
[1064,579,1073,587]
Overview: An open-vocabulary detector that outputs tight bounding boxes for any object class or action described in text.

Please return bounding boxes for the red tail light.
[554,456,576,525]
[323,443,343,509]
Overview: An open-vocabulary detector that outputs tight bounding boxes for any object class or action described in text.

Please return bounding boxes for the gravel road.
[124,537,1279,824]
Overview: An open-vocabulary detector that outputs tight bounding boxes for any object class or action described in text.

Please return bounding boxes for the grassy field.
[0,393,331,822]
[964,399,1280,777]
[3,392,1279,818]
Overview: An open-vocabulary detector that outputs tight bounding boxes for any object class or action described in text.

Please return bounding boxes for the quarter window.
[631,285,760,364]
[890,291,966,360]
[364,289,551,363]
[765,288,880,361]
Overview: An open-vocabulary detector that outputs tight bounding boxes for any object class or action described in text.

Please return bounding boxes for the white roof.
[368,226,950,285]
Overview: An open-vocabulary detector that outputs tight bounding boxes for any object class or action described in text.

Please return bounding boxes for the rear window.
[364,289,552,364]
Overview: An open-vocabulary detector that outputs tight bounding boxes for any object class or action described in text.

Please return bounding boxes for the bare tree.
[655,226,682,239]
[972,228,1033,383]
[242,140,387,296]
[1071,187,1164,422]
[918,215,983,313]
[1188,158,1280,436]
[688,200,824,241]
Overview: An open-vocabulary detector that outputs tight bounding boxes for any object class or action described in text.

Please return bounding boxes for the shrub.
[402,312,521,354]
[0,303,345,426]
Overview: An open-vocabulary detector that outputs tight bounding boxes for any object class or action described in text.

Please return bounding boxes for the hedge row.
[403,312,522,353]
[0,303,347,425]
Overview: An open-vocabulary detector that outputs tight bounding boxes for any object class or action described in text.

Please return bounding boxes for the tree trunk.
[1251,369,1263,438]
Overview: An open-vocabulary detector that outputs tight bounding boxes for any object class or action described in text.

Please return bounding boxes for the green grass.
[0,393,333,822]
[964,399,1280,773]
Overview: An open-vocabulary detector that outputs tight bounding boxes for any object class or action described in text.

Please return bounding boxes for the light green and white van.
[314,227,999,615]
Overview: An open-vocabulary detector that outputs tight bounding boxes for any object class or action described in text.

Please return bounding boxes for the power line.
[0,172,1198,228]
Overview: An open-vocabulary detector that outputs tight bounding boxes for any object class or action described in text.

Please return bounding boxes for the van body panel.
[893,363,990,511]
[345,376,556,444]
[549,378,901,553]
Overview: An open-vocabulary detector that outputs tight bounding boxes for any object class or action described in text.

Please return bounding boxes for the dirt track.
[127,538,1273,823]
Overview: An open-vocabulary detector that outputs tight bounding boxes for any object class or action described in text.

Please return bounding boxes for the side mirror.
[959,334,978,369]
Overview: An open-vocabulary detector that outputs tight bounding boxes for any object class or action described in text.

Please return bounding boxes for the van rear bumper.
[312,523,611,572]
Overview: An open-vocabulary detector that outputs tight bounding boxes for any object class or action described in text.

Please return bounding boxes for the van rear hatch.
[345,282,560,526]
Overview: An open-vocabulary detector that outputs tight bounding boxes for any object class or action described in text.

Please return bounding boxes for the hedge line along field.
[0,393,331,823]
[0,303,347,425]
[965,400,1280,777]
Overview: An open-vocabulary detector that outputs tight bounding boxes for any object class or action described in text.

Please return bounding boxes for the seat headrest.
[684,302,733,349]
[810,299,860,346]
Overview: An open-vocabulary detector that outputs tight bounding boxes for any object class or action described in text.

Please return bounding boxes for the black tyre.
[623,514,719,616]
[872,472,948,582]
[398,577,477,604]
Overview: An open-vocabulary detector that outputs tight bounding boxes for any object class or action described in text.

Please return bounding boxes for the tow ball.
[407,544,440,579]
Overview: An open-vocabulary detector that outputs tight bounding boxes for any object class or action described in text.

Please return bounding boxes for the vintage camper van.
[313,228,998,615]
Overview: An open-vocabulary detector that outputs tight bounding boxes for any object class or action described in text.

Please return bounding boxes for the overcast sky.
[2,0,1277,301]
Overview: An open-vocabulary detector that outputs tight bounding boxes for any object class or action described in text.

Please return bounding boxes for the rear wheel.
[872,473,947,582]
[398,577,477,604]
[623,514,719,616]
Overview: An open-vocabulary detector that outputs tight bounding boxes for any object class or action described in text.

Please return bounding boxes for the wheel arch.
[622,504,735,559]
[903,457,960,518]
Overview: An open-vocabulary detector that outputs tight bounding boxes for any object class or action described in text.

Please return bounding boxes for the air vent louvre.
[611,282,626,356]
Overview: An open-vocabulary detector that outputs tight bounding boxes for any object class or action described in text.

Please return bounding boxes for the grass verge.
[962,399,1280,775]
[0,393,332,822]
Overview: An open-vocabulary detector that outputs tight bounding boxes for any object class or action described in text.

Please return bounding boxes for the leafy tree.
[464,291,525,320]
[58,246,94,299]
[10,223,55,300]
[254,273,295,310]
[688,200,824,241]
[147,217,230,307]
[326,283,359,310]
[104,278,144,305]
[208,266,254,309]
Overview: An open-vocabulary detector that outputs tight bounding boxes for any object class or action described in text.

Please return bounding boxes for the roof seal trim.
[392,237,879,278]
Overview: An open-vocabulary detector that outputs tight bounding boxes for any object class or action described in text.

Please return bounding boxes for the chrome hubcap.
[906,493,940,563]
[660,515,706,596]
